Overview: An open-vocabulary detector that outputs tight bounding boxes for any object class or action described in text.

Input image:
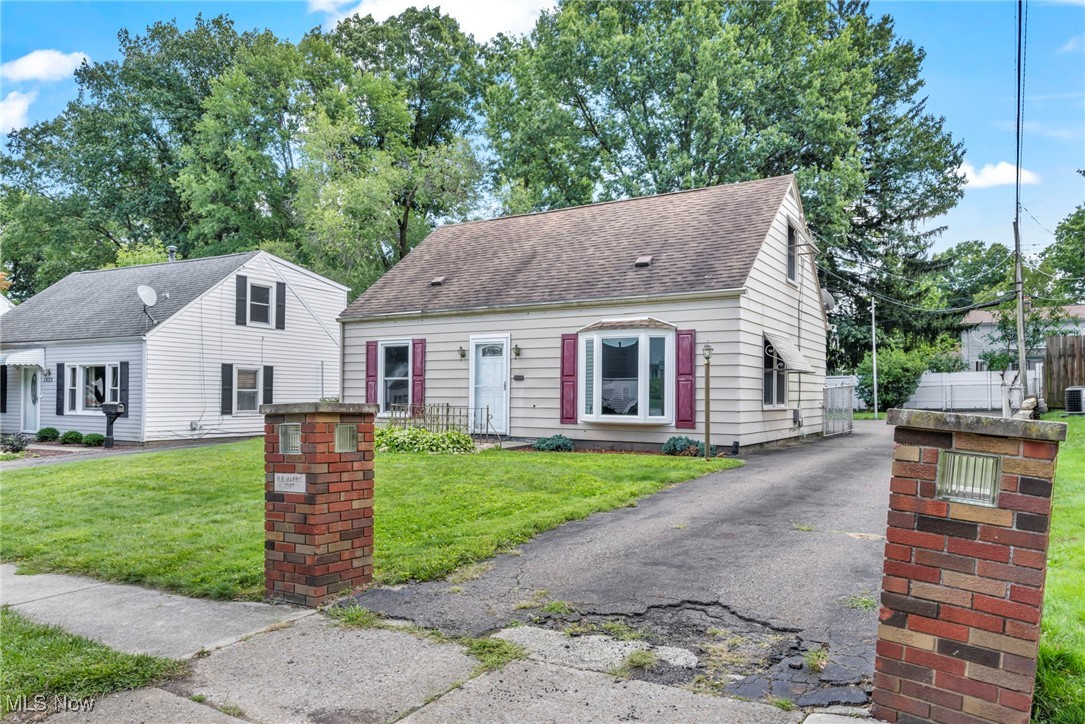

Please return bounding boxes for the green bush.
[533,435,574,452]
[856,348,929,411]
[83,433,106,447]
[36,427,60,442]
[374,427,475,454]
[662,436,715,457]
[926,349,968,373]
[59,431,84,445]
[1,433,30,453]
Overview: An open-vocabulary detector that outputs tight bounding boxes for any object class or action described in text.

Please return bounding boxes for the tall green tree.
[1041,204,1085,303]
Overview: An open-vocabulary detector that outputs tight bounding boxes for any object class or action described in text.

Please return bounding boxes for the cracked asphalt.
[349,419,893,702]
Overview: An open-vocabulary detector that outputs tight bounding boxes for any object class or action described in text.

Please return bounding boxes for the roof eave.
[339,287,747,324]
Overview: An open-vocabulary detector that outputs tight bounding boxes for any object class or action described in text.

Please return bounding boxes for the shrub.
[1,433,30,453]
[83,433,106,447]
[59,431,84,445]
[533,434,574,452]
[36,427,60,442]
[662,436,716,457]
[374,427,475,454]
[856,348,928,411]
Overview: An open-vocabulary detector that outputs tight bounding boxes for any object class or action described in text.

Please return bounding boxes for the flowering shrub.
[374,427,475,454]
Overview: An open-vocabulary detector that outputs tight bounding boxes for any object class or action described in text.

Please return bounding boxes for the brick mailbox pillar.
[874,409,1066,724]
[261,402,379,607]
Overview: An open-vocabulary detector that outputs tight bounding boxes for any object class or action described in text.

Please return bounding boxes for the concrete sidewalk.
[4,565,868,723]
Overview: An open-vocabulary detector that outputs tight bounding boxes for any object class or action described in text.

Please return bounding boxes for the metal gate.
[823,384,854,437]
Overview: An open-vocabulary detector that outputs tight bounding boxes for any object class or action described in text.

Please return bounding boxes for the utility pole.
[871,298,879,420]
[1014,220,1029,397]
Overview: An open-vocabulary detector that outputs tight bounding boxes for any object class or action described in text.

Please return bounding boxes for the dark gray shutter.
[263,365,274,405]
[1,366,7,414]
[275,282,286,330]
[235,275,248,326]
[119,361,130,417]
[221,363,233,415]
[56,363,65,416]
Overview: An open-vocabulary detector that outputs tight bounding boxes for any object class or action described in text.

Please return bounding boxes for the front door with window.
[471,339,508,434]
[21,367,40,432]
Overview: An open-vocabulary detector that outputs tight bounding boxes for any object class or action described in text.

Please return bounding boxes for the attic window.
[634,256,653,268]
[430,276,447,286]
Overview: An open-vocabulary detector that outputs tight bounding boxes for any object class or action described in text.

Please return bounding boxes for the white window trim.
[786,221,800,287]
[467,334,511,436]
[578,329,675,425]
[67,363,120,415]
[248,281,274,327]
[376,339,412,415]
[235,366,262,415]
[762,339,789,409]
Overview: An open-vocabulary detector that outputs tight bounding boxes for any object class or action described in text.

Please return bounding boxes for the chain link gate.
[823,384,854,437]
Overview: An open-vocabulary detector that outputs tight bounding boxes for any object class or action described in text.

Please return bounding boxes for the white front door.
[471,339,508,434]
[21,367,40,433]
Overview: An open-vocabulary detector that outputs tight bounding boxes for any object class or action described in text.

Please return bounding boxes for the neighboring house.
[0,251,347,442]
[960,305,1085,371]
[0,294,13,316]
[339,174,828,449]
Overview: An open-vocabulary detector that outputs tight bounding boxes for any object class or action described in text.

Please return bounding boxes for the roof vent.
[430,276,447,287]
[634,255,653,268]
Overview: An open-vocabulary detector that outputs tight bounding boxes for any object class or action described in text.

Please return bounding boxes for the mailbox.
[100,402,125,449]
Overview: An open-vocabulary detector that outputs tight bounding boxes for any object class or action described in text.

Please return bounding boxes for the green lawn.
[0,440,738,599]
[1034,414,1085,723]
[0,607,184,715]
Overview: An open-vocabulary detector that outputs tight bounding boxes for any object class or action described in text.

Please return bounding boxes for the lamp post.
[702,343,714,460]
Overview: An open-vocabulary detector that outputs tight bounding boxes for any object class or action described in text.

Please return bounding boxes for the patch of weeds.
[791,522,815,532]
[563,622,596,637]
[673,522,688,529]
[218,701,245,717]
[532,589,549,599]
[704,643,747,671]
[193,648,211,659]
[601,620,645,641]
[803,646,829,673]
[462,637,527,674]
[447,586,464,594]
[513,600,541,610]
[845,594,878,611]
[542,600,575,615]
[446,561,494,584]
[685,674,726,696]
[326,604,381,628]
[771,698,796,711]
[706,627,731,638]
[189,695,207,703]
[611,649,658,679]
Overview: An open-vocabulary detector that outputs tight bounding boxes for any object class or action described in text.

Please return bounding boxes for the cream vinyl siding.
[143,252,346,441]
[738,185,828,445]
[0,340,145,441]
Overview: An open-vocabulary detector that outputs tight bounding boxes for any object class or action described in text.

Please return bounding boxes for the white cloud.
[1059,34,1083,53]
[1,49,89,83]
[1,90,37,134]
[959,161,1041,189]
[311,0,555,40]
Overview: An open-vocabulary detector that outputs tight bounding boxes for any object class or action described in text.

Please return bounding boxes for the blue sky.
[1,0,1082,254]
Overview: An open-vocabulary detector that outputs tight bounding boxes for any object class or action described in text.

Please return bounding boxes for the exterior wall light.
[513,344,521,357]
[458,346,466,359]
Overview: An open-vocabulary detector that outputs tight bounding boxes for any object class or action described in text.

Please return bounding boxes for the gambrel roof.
[342,175,796,320]
[1,252,259,343]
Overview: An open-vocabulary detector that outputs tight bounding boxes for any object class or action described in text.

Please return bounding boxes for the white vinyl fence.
[826,368,1044,412]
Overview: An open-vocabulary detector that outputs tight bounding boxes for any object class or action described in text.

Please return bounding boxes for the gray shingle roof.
[342,175,794,320]
[1,252,260,344]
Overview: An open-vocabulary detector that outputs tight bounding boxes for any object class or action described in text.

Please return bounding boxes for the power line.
[819,266,1013,314]
[1020,204,1056,236]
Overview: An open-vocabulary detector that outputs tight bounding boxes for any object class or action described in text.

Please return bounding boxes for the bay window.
[579,329,673,423]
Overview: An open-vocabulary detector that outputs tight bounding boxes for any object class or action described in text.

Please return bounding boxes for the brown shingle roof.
[341,175,795,320]
[962,304,1085,325]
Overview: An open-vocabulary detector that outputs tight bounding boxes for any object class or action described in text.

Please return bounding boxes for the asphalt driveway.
[351,419,894,706]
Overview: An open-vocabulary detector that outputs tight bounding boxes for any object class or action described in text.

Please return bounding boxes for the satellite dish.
[821,289,837,312]
[137,285,158,307]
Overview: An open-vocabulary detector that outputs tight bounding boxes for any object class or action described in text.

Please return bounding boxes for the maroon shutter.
[560,334,577,424]
[411,338,426,412]
[365,341,378,404]
[675,329,696,429]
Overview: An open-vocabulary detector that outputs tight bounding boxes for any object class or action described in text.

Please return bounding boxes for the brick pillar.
[874,410,1066,724]
[261,402,379,607]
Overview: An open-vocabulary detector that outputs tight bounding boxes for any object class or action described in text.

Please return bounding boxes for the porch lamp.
[702,343,714,460]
